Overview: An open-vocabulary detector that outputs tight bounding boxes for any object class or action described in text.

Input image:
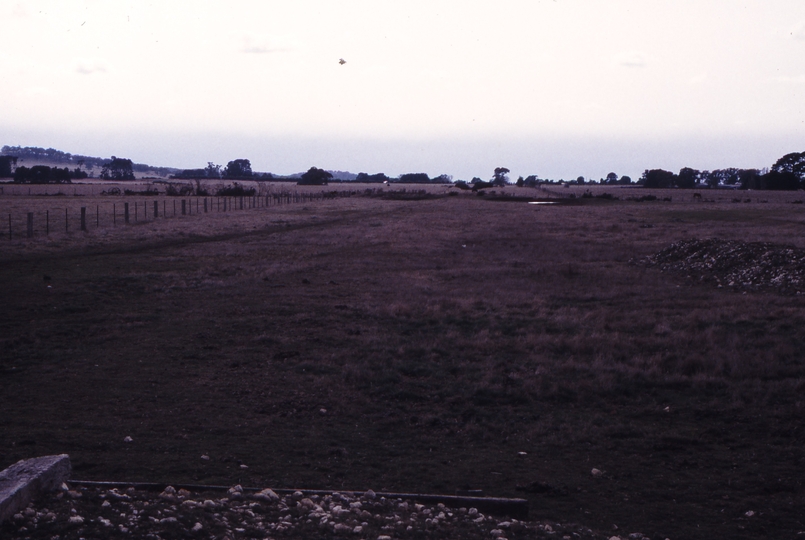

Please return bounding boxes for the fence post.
[154,200,158,218]
[8,214,11,240]
[96,205,99,227]
[46,210,49,235]
[80,207,86,231]
[240,196,243,210]
[204,198,208,213]
[124,202,130,224]
[27,213,33,238]
[134,202,138,222]
[113,203,116,226]
[173,200,176,216]
[182,199,186,215]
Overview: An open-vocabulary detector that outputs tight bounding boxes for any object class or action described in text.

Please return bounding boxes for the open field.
[1,186,804,539]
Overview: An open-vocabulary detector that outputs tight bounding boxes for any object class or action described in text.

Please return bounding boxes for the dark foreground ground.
[1,192,804,539]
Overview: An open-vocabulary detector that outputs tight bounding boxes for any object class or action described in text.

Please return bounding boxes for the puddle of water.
[528,201,558,205]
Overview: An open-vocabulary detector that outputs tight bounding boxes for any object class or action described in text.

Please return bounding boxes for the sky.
[2,0,805,181]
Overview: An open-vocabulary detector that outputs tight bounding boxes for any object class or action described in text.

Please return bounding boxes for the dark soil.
[1,196,804,540]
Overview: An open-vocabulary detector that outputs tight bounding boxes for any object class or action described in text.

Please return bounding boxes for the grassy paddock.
[0,191,803,539]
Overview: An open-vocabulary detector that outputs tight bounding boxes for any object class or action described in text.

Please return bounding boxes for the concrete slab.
[0,454,71,524]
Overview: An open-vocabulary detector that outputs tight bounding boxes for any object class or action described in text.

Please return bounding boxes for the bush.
[215,183,256,197]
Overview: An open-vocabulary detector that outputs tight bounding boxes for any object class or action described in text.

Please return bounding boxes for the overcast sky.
[2,1,804,180]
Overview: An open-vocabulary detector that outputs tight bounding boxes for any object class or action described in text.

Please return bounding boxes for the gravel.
[638,237,805,294]
[0,482,623,540]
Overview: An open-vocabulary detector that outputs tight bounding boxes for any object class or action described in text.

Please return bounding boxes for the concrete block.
[0,454,71,524]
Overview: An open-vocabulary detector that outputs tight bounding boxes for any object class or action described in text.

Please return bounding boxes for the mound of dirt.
[641,238,805,293]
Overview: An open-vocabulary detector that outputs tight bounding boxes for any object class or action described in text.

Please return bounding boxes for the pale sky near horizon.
[2,1,805,181]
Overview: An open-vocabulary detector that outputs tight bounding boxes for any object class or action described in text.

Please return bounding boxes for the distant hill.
[1,145,180,179]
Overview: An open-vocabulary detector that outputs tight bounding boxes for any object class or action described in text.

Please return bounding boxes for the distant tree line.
[640,151,805,190]
[12,165,86,184]
[1,146,177,177]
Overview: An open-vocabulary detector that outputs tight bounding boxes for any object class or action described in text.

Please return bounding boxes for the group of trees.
[1,146,176,177]
[175,159,260,180]
[12,165,86,184]
[639,151,805,190]
[100,157,135,180]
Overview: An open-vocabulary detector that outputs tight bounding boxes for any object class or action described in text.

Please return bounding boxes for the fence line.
[2,188,388,241]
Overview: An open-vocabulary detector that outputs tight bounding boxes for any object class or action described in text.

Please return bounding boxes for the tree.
[605,172,618,184]
[523,175,539,187]
[100,156,135,180]
[760,170,800,190]
[492,167,510,187]
[398,173,431,183]
[205,162,222,179]
[576,176,585,184]
[13,165,72,184]
[224,159,252,178]
[619,175,632,185]
[640,169,675,188]
[355,172,391,183]
[771,151,805,180]
[0,156,17,177]
[515,176,525,187]
[298,166,332,185]
[738,169,761,190]
[677,167,700,189]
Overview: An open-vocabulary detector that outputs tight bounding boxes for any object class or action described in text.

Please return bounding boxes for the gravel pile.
[640,238,805,293]
[0,483,624,540]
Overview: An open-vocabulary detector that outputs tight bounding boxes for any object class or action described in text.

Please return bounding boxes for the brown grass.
[1,186,803,539]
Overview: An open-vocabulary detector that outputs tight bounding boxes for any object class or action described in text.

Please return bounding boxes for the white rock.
[240,464,249,469]
[99,517,112,527]
[364,489,376,500]
[591,468,603,477]
[200,455,210,460]
[468,507,478,516]
[353,525,363,533]
[491,529,504,535]
[254,488,280,502]
[101,500,111,508]
[123,436,133,443]
[745,510,755,517]
[68,515,84,525]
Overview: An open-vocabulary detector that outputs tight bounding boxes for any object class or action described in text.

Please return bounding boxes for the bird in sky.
[339,58,346,65]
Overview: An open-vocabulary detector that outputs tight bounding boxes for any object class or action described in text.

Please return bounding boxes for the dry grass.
[1,187,804,539]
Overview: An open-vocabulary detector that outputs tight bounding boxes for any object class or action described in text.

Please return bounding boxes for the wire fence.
[2,190,361,240]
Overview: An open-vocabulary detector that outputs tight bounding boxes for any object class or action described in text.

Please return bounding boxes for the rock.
[254,488,280,502]
[200,455,210,461]
[363,489,376,500]
[123,436,133,443]
[591,468,603,477]
[68,515,84,525]
[0,454,72,524]
[192,522,203,532]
